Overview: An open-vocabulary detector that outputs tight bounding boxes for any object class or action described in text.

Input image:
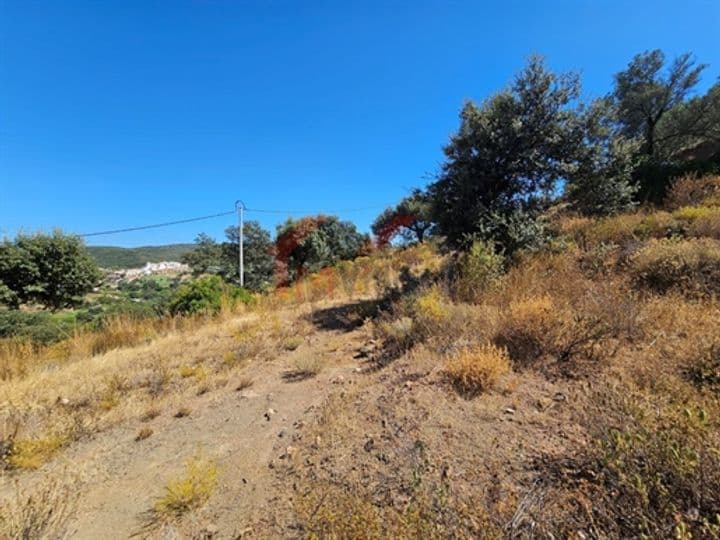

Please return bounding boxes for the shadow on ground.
[309,299,384,332]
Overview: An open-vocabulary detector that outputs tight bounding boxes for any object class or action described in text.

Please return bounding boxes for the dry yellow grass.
[444,343,511,396]
[0,472,80,538]
[7,433,68,470]
[153,455,218,518]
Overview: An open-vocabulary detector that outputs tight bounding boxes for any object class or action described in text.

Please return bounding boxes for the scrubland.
[2,177,720,538]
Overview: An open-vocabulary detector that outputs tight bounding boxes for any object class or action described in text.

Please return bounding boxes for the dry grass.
[282,336,302,351]
[153,455,218,518]
[6,432,68,470]
[443,343,510,396]
[0,473,80,539]
[285,353,324,380]
[666,173,720,209]
[235,376,254,391]
[135,427,153,442]
[630,237,720,297]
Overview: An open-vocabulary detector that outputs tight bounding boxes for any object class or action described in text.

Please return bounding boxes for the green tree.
[182,233,222,275]
[276,216,368,283]
[656,81,720,158]
[372,191,435,246]
[0,231,101,310]
[428,56,585,252]
[565,99,640,216]
[184,222,274,292]
[610,49,706,158]
[222,221,275,291]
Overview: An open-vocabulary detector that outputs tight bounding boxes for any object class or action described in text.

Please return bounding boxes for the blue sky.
[2,0,719,247]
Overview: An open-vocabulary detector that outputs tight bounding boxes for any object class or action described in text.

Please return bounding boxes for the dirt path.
[17,311,367,539]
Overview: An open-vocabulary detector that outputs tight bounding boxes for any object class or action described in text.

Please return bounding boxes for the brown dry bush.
[630,238,720,297]
[293,479,504,539]
[443,343,510,397]
[666,173,720,210]
[0,473,80,539]
[684,343,720,393]
[492,259,640,374]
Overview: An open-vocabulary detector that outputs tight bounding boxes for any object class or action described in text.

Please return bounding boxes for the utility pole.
[235,200,246,288]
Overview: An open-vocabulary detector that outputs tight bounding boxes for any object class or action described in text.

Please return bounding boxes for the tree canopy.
[428,56,587,252]
[275,215,369,284]
[372,191,435,247]
[182,221,274,291]
[0,231,101,310]
[609,50,707,158]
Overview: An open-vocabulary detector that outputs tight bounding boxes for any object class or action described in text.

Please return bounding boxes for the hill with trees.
[87,244,195,269]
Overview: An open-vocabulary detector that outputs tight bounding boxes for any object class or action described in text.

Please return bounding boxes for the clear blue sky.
[2,0,718,247]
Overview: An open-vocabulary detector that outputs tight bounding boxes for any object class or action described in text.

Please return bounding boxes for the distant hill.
[88,244,195,269]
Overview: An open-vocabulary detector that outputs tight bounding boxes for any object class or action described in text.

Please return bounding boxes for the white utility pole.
[235,200,246,287]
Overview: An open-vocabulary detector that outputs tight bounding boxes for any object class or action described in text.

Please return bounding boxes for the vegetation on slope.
[87,243,195,269]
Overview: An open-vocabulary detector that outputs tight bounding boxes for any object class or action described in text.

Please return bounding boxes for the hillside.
[2,177,720,538]
[88,244,195,269]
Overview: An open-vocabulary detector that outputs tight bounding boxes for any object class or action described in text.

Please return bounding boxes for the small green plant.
[153,455,218,517]
[453,240,504,302]
[169,275,252,316]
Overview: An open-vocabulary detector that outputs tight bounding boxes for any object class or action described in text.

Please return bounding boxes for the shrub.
[493,285,630,372]
[285,353,324,380]
[630,238,720,297]
[443,343,510,396]
[7,433,68,470]
[0,310,75,345]
[335,260,360,299]
[685,344,720,392]
[153,455,217,517]
[495,295,555,364]
[169,275,252,316]
[666,174,720,209]
[672,205,720,239]
[452,241,504,303]
[0,474,80,539]
[688,212,720,240]
[592,391,720,538]
[673,205,720,223]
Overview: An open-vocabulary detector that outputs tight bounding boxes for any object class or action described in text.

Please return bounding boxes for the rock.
[278,429,286,438]
[264,408,277,421]
[503,407,516,415]
[281,446,297,459]
[331,375,345,384]
[553,392,567,402]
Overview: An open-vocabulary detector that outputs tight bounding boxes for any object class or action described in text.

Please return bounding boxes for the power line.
[77,205,383,237]
[245,206,380,215]
[79,211,235,237]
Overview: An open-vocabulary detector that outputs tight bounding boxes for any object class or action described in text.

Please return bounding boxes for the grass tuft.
[444,343,511,396]
[7,433,68,470]
[153,456,218,518]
